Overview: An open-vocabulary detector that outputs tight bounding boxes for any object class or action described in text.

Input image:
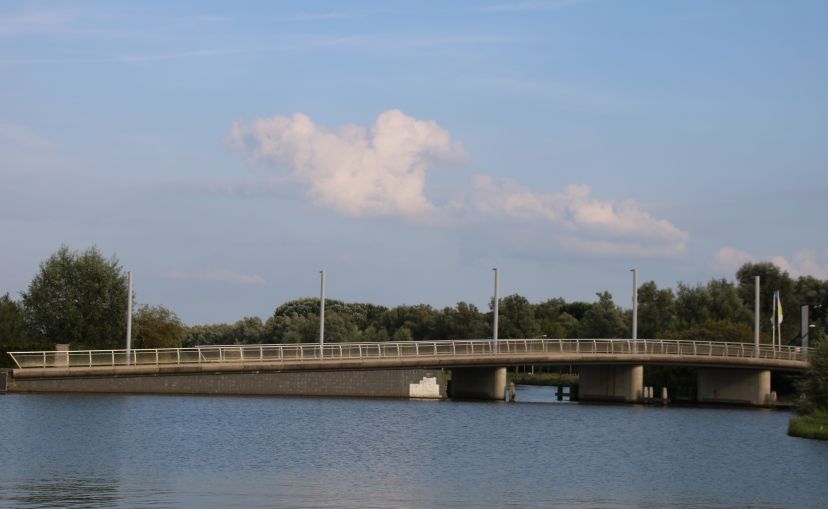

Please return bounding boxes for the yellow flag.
[776,291,783,324]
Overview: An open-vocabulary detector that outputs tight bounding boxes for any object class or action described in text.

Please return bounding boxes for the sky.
[1,0,827,325]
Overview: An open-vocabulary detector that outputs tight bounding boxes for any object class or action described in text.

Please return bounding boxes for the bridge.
[5,339,811,406]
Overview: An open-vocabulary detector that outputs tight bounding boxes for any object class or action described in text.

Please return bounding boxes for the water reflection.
[0,393,826,509]
[2,478,120,508]
[514,384,576,403]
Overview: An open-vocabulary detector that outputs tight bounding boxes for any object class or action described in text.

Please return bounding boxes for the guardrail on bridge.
[8,339,810,370]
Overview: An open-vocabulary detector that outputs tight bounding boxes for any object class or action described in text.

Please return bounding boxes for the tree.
[323,312,361,342]
[134,305,186,349]
[0,293,39,368]
[379,304,438,341]
[799,340,828,413]
[580,291,627,338]
[21,246,129,349]
[736,262,795,340]
[497,294,539,339]
[671,319,754,343]
[557,312,581,339]
[183,322,234,347]
[434,302,487,340]
[230,317,266,344]
[636,281,676,338]
[674,279,751,330]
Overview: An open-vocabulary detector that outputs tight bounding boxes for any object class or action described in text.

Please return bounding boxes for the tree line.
[2,245,827,368]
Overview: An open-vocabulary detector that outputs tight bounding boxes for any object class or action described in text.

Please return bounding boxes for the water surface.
[1,386,826,508]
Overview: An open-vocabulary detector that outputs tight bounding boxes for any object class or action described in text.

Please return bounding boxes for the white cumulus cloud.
[227,109,464,219]
[712,247,754,272]
[466,176,688,256]
[227,109,688,258]
[713,247,828,279]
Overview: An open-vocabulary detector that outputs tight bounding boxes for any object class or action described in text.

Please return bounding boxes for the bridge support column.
[450,367,506,400]
[697,368,771,406]
[578,365,643,403]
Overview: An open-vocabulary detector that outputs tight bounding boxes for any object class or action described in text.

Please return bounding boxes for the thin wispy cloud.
[0,7,154,39]
[164,270,266,285]
[484,0,588,13]
[0,123,56,151]
[0,8,79,37]
[287,10,359,21]
[0,48,264,65]
[0,32,526,66]
[228,110,688,258]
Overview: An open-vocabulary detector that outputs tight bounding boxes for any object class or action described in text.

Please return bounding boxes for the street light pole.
[492,268,500,343]
[801,304,821,351]
[631,268,638,340]
[319,270,326,359]
[754,276,760,357]
[126,271,133,366]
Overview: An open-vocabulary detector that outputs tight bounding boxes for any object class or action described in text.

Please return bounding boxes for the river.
[1,386,826,508]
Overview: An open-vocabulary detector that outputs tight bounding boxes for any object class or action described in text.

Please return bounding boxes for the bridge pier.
[450,367,506,400]
[697,368,771,406]
[578,365,643,403]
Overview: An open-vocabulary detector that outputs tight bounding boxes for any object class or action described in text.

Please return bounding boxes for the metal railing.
[7,339,811,370]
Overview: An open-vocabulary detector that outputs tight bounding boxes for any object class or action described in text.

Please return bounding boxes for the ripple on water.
[0,391,826,509]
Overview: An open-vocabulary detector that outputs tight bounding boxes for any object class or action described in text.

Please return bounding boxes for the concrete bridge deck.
[7,339,809,405]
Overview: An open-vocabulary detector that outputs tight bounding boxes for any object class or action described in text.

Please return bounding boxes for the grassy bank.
[511,372,579,386]
[788,412,828,441]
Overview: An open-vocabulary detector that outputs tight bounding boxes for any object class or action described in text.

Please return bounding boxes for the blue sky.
[1,0,826,324]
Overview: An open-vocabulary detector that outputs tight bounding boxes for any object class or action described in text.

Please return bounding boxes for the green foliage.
[230,317,266,344]
[8,248,828,363]
[134,305,186,349]
[580,291,627,338]
[788,412,828,441]
[637,281,676,338]
[675,279,751,330]
[21,246,128,349]
[183,322,233,347]
[497,294,539,339]
[799,340,828,414]
[392,326,413,341]
[0,294,29,345]
[380,304,438,340]
[671,319,754,343]
[0,293,42,368]
[735,262,806,344]
[435,302,487,340]
[560,301,591,321]
[175,262,827,348]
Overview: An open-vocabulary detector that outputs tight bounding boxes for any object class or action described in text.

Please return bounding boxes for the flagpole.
[771,292,776,350]
[777,290,784,351]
